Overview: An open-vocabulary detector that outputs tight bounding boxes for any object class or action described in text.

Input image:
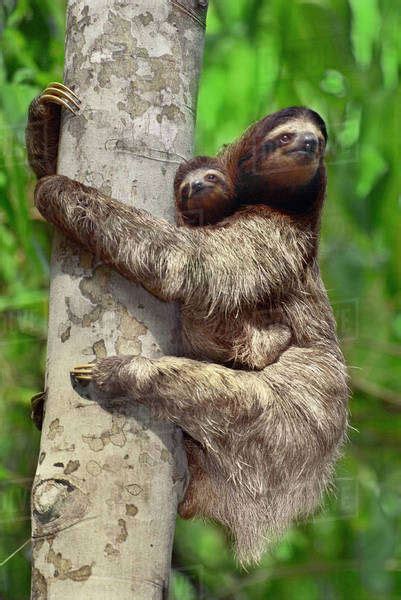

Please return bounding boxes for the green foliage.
[0,2,64,598]
[1,0,400,598]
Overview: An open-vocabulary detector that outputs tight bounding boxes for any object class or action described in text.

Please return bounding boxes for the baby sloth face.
[177,167,234,226]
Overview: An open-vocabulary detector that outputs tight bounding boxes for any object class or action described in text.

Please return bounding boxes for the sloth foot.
[39,82,81,115]
[71,358,130,397]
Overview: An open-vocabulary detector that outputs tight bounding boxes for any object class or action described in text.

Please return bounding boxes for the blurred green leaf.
[348,0,381,67]
[356,143,388,198]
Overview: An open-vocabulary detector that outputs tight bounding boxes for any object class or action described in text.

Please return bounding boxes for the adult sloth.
[27,88,348,564]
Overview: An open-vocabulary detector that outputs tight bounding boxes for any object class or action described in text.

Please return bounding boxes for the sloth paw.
[71,363,94,385]
[39,82,81,115]
[71,357,133,397]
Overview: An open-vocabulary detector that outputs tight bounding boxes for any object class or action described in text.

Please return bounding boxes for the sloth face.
[237,109,327,213]
[241,117,326,192]
[259,118,326,189]
[178,167,235,226]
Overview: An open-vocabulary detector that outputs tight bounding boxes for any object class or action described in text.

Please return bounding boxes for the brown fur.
[26,96,61,178]
[27,97,348,565]
[173,156,236,226]
[174,156,293,370]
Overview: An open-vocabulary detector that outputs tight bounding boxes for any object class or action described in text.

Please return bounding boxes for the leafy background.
[0,0,400,598]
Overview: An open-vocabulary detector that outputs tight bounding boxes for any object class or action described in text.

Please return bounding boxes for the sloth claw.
[47,82,81,101]
[39,82,81,115]
[71,363,94,383]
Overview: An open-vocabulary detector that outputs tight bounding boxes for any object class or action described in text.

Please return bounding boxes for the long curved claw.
[39,95,79,115]
[38,82,81,115]
[71,363,94,383]
[43,86,81,109]
[47,82,81,102]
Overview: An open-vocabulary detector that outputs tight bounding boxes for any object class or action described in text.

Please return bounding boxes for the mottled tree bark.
[30,1,208,598]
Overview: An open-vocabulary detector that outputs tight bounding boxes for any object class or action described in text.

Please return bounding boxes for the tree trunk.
[30,2,208,598]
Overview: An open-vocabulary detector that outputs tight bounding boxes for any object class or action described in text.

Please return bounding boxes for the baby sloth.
[173,156,235,227]
[27,87,349,565]
[174,156,293,370]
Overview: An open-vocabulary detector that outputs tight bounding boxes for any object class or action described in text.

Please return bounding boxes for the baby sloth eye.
[206,173,217,182]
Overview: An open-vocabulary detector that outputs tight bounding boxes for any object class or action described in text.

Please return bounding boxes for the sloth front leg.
[34,174,191,302]
[34,174,309,312]
[26,82,80,178]
[72,355,262,449]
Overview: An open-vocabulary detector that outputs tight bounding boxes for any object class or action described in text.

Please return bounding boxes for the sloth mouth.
[287,147,316,156]
[286,148,317,161]
[181,210,204,227]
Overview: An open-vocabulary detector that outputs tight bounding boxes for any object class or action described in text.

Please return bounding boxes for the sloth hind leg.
[178,436,219,521]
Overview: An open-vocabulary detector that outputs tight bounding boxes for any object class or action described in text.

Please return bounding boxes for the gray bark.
[30,1,208,598]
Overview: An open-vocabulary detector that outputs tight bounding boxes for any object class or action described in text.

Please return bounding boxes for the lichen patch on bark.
[86,460,102,476]
[59,324,71,343]
[93,338,107,358]
[48,419,64,440]
[116,518,128,543]
[81,415,131,454]
[126,483,143,496]
[126,503,138,517]
[47,547,93,582]
[82,434,105,452]
[104,543,120,559]
[64,459,80,475]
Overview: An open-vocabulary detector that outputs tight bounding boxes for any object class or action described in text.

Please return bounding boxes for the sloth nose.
[192,180,204,193]
[299,132,318,153]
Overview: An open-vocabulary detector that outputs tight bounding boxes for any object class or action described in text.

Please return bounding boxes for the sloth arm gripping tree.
[34,175,310,312]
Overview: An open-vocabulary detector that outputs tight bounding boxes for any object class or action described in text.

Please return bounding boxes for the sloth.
[173,155,293,369]
[27,85,349,565]
[173,155,236,227]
